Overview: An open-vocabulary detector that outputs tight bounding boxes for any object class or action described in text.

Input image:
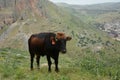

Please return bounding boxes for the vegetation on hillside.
[0,45,120,80]
[61,2,120,40]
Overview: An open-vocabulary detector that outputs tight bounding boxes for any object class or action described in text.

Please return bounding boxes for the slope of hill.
[72,2,120,10]
[59,2,120,40]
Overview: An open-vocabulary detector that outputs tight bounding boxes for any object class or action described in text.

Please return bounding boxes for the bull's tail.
[28,35,35,70]
[28,36,32,54]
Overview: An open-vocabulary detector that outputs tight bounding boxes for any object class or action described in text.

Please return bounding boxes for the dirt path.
[0,22,18,42]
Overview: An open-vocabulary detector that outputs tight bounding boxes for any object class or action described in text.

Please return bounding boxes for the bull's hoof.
[48,70,51,73]
[31,68,33,71]
[37,67,40,69]
[55,69,59,73]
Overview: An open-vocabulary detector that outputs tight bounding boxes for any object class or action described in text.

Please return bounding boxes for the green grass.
[0,47,120,80]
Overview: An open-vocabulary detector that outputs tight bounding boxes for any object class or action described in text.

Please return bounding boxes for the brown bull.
[28,32,71,72]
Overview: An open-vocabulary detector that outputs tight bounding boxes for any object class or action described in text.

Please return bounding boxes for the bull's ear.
[50,37,56,45]
[66,36,72,41]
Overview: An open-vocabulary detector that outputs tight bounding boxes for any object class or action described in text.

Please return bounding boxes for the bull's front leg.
[46,55,52,72]
[54,53,59,72]
[55,58,59,72]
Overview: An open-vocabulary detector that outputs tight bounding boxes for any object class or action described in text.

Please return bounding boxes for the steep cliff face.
[0,0,48,21]
[13,0,46,20]
[0,0,53,49]
[0,0,49,31]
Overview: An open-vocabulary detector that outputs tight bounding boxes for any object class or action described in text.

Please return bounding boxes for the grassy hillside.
[61,2,120,40]
[0,0,120,80]
[0,44,120,80]
[62,2,120,21]
[70,2,120,16]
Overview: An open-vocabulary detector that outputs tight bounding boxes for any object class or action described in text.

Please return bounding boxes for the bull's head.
[51,32,71,53]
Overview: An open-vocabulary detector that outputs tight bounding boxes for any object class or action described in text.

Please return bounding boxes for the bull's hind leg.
[36,55,40,69]
[30,53,35,70]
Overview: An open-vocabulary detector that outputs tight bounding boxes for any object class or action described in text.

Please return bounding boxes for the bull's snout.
[61,49,66,53]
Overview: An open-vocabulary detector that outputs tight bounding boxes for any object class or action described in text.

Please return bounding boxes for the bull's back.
[28,32,55,54]
[30,37,44,47]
